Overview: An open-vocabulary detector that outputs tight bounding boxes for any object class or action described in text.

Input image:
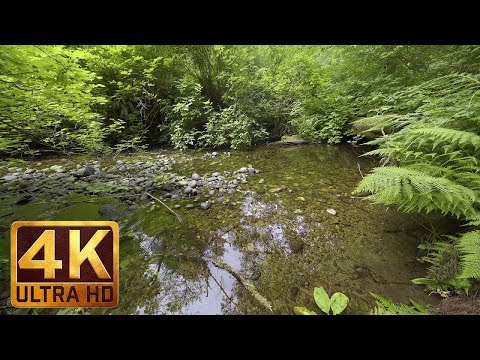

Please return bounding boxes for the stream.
[0,144,443,314]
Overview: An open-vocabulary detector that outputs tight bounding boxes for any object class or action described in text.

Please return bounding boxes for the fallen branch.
[146,192,182,222]
[207,258,273,312]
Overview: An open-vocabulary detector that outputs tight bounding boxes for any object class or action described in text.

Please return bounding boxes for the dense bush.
[0,45,106,156]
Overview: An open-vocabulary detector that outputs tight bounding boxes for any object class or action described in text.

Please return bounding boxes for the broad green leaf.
[293,306,317,315]
[330,292,349,315]
[313,287,330,314]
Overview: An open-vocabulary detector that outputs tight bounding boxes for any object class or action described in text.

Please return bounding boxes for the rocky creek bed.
[0,145,444,314]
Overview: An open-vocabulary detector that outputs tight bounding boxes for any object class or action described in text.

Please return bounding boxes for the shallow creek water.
[0,144,442,314]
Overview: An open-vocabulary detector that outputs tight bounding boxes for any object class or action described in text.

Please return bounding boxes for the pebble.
[200,202,211,210]
[326,208,337,215]
[258,179,265,184]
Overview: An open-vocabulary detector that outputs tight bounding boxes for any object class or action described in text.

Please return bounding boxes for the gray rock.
[98,203,119,216]
[135,177,146,184]
[258,178,265,184]
[191,188,198,196]
[228,183,237,188]
[18,181,29,189]
[22,174,33,180]
[106,174,117,179]
[212,152,218,157]
[184,186,193,195]
[200,202,211,210]
[208,189,215,196]
[185,204,194,209]
[211,172,221,177]
[174,204,181,209]
[25,168,36,174]
[247,167,255,174]
[188,180,197,188]
[326,208,337,215]
[116,160,124,165]
[171,194,179,200]
[238,167,248,173]
[2,175,17,181]
[144,180,154,188]
[192,172,201,180]
[75,166,95,177]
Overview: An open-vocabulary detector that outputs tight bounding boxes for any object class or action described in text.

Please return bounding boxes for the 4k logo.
[11,221,119,308]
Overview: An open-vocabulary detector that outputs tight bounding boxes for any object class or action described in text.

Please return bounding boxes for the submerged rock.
[1,175,17,181]
[200,202,211,210]
[75,166,95,177]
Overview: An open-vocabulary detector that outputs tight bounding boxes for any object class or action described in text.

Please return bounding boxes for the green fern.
[457,231,480,279]
[353,166,478,219]
[370,293,430,315]
[355,73,480,292]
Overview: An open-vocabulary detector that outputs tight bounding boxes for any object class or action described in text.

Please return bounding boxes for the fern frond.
[353,166,478,219]
[456,231,480,279]
[369,293,430,315]
[405,128,480,151]
[353,114,414,134]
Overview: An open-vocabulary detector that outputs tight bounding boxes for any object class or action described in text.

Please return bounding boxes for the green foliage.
[353,69,480,291]
[412,241,471,293]
[370,293,430,315]
[293,306,317,315]
[354,166,478,219]
[0,45,107,156]
[56,308,90,315]
[295,287,349,315]
[5,45,478,155]
[313,286,331,314]
[456,231,480,279]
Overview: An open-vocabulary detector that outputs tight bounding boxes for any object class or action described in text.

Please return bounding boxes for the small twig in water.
[146,192,182,222]
[357,163,364,178]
